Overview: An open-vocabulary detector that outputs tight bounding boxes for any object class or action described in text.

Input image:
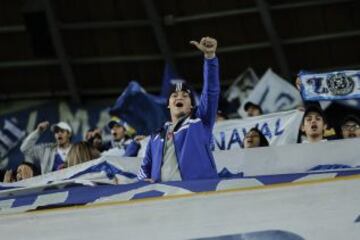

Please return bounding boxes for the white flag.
[224,68,259,114]
[241,69,302,116]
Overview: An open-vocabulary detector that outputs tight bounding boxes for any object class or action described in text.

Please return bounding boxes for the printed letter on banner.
[299,70,360,101]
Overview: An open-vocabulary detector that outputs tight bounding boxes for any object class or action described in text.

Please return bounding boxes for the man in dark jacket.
[138,36,220,182]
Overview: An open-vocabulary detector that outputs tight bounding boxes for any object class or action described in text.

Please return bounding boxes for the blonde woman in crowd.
[65,141,100,168]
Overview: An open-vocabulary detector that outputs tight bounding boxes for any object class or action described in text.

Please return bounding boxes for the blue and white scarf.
[298,70,360,101]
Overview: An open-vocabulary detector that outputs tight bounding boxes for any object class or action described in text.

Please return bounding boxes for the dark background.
[0,0,359,104]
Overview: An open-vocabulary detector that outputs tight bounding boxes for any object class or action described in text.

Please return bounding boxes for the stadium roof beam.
[0,25,26,33]
[43,0,80,104]
[141,0,177,75]
[0,78,236,100]
[3,61,360,101]
[256,0,290,79]
[0,29,360,68]
[59,20,150,30]
[0,20,150,34]
[0,0,354,34]
[164,0,355,25]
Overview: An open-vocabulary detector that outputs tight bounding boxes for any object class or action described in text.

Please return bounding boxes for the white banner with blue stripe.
[1,174,359,240]
[1,138,360,215]
[299,70,360,101]
[0,168,359,215]
[212,109,304,151]
[2,137,360,189]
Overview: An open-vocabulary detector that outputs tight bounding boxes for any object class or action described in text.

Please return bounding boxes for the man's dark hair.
[341,115,360,127]
[244,102,263,114]
[302,104,326,124]
[167,82,195,107]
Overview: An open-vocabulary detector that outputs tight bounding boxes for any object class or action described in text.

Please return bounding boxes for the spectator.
[138,36,219,182]
[300,105,327,143]
[295,77,301,91]
[216,110,228,122]
[102,117,141,157]
[3,161,39,183]
[340,115,360,139]
[104,117,131,149]
[122,135,146,156]
[243,127,269,148]
[85,127,107,152]
[65,141,100,168]
[244,101,263,117]
[295,77,339,141]
[20,121,73,174]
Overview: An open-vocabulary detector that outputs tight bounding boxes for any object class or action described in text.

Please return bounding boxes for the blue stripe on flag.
[131,190,164,199]
[12,195,38,208]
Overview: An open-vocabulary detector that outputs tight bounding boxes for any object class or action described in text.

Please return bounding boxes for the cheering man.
[138,36,220,182]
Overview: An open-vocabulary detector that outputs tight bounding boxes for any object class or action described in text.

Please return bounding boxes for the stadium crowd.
[1,36,360,183]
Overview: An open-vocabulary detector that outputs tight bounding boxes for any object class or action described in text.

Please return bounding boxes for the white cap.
[51,122,72,134]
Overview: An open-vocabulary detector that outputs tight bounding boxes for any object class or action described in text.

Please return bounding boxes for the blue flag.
[110,81,169,135]
[160,62,200,104]
[160,63,181,98]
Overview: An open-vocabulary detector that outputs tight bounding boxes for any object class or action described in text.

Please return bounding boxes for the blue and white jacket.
[102,138,140,157]
[138,57,220,182]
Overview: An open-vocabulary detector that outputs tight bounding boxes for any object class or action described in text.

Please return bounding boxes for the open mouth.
[311,125,318,131]
[175,102,184,107]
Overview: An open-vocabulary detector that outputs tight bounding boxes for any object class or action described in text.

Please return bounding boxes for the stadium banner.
[299,70,360,101]
[0,175,359,240]
[2,137,360,190]
[212,109,304,151]
[214,137,360,177]
[1,138,360,194]
[0,167,359,215]
[1,132,360,193]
